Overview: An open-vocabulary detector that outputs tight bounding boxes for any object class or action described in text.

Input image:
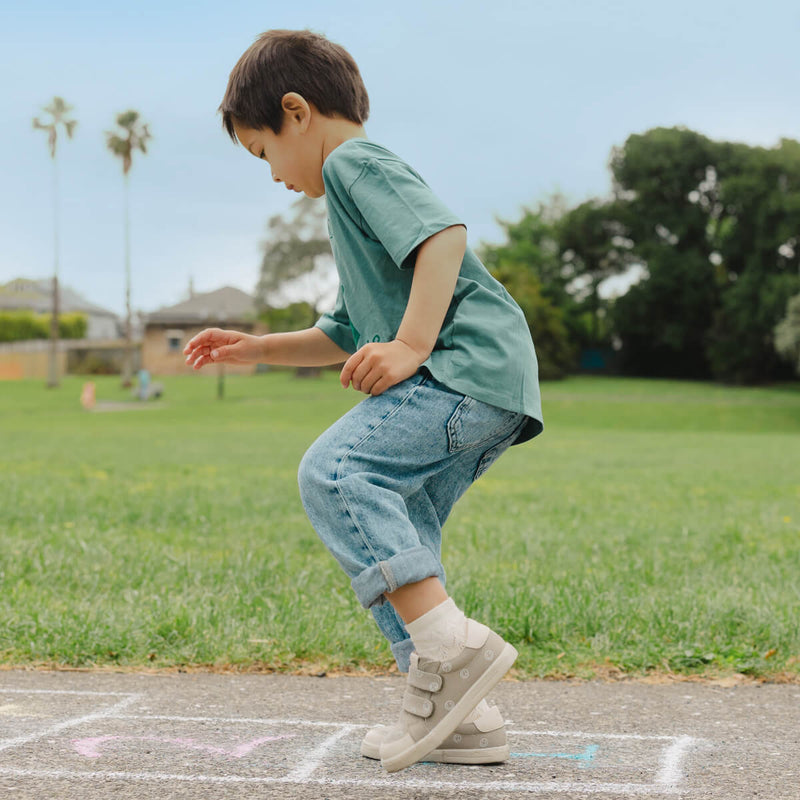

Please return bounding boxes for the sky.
[1,0,798,317]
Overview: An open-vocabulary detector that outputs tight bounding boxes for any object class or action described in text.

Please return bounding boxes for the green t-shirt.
[316,138,543,444]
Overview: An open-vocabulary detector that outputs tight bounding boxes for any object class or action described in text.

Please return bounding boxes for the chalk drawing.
[655,735,695,787]
[286,725,356,782]
[116,713,369,728]
[0,694,139,754]
[0,688,701,796]
[511,743,599,767]
[0,689,135,697]
[0,767,692,795]
[73,734,296,759]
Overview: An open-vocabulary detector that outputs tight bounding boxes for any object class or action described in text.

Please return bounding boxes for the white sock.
[405,597,468,663]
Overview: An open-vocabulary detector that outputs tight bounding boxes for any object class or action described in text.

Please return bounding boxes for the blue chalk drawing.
[511,743,599,768]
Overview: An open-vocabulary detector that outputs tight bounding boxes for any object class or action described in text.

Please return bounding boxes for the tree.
[774,294,800,376]
[480,128,800,383]
[106,110,152,386]
[612,248,719,378]
[608,127,722,377]
[481,195,571,309]
[256,196,336,329]
[480,197,578,378]
[259,301,317,334]
[609,127,800,383]
[489,256,576,379]
[255,196,337,376]
[708,271,800,383]
[557,198,634,348]
[32,96,77,388]
[705,139,800,382]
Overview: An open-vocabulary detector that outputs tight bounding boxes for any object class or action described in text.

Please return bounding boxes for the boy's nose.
[272,173,281,183]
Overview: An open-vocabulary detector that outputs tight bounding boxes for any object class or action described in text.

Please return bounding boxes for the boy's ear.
[281,92,311,132]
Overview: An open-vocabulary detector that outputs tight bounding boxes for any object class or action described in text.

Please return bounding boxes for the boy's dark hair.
[219,29,370,141]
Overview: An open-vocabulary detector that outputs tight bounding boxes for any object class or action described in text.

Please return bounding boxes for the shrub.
[0,311,87,342]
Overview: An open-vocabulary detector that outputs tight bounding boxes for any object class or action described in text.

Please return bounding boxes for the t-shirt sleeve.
[314,284,357,355]
[348,158,464,269]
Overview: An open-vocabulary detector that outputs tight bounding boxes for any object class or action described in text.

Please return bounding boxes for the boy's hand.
[183,328,264,370]
[340,339,425,396]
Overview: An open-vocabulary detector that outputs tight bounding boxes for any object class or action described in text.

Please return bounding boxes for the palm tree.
[33,97,77,388]
[105,110,152,386]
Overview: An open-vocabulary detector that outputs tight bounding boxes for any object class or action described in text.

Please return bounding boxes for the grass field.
[1,371,798,681]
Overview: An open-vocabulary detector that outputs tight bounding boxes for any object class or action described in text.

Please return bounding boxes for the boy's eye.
[259,150,266,160]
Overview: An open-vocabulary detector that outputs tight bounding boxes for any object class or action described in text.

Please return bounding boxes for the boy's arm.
[185,326,351,370]
[340,224,466,395]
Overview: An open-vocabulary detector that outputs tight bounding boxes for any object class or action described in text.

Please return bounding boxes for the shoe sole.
[381,641,518,773]
[427,744,510,764]
[363,741,509,764]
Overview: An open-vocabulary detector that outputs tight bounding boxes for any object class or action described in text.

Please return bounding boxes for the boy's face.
[233,113,325,198]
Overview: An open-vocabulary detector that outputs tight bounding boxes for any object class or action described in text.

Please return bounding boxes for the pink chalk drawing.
[73,734,296,759]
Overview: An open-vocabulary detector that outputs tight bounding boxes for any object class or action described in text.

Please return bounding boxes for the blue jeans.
[297,370,526,673]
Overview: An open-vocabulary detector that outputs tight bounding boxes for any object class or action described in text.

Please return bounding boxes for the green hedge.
[0,311,88,342]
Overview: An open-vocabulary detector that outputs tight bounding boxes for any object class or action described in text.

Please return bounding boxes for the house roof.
[0,278,119,318]
[146,286,256,325]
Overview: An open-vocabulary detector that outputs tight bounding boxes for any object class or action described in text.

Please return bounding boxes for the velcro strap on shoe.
[402,692,434,718]
[407,667,442,693]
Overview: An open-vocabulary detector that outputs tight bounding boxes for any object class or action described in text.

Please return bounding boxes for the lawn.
[1,371,798,680]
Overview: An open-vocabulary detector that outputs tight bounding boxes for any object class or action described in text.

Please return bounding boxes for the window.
[166,329,183,353]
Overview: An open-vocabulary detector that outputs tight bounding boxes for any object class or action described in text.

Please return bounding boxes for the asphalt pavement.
[1,669,798,799]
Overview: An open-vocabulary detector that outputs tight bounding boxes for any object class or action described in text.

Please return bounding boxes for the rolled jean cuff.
[350,545,442,610]
[391,637,415,674]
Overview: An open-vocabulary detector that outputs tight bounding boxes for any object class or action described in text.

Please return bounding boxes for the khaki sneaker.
[361,704,509,764]
[379,619,518,772]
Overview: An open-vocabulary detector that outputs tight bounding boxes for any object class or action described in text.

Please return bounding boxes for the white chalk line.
[0,766,682,795]
[0,691,697,744]
[0,694,140,754]
[116,714,371,729]
[1,707,700,749]
[655,735,696,787]
[286,724,357,781]
[108,713,706,747]
[0,689,137,698]
[508,729,699,743]
[0,691,700,742]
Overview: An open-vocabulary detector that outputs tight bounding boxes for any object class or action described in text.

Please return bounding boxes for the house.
[0,278,121,339]
[0,277,128,379]
[143,286,266,375]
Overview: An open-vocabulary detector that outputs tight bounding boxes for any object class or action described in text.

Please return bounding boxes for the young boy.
[184,29,543,773]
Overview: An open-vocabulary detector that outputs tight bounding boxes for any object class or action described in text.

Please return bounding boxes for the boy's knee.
[297,446,319,502]
[297,441,335,510]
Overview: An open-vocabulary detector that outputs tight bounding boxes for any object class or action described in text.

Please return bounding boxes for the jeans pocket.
[446,394,525,454]
[473,419,526,480]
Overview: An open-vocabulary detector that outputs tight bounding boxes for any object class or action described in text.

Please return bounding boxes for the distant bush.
[0,311,87,342]
[0,311,41,341]
[69,353,120,375]
[58,313,88,339]
[259,301,316,332]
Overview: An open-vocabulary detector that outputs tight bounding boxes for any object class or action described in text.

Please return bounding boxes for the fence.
[0,339,141,380]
